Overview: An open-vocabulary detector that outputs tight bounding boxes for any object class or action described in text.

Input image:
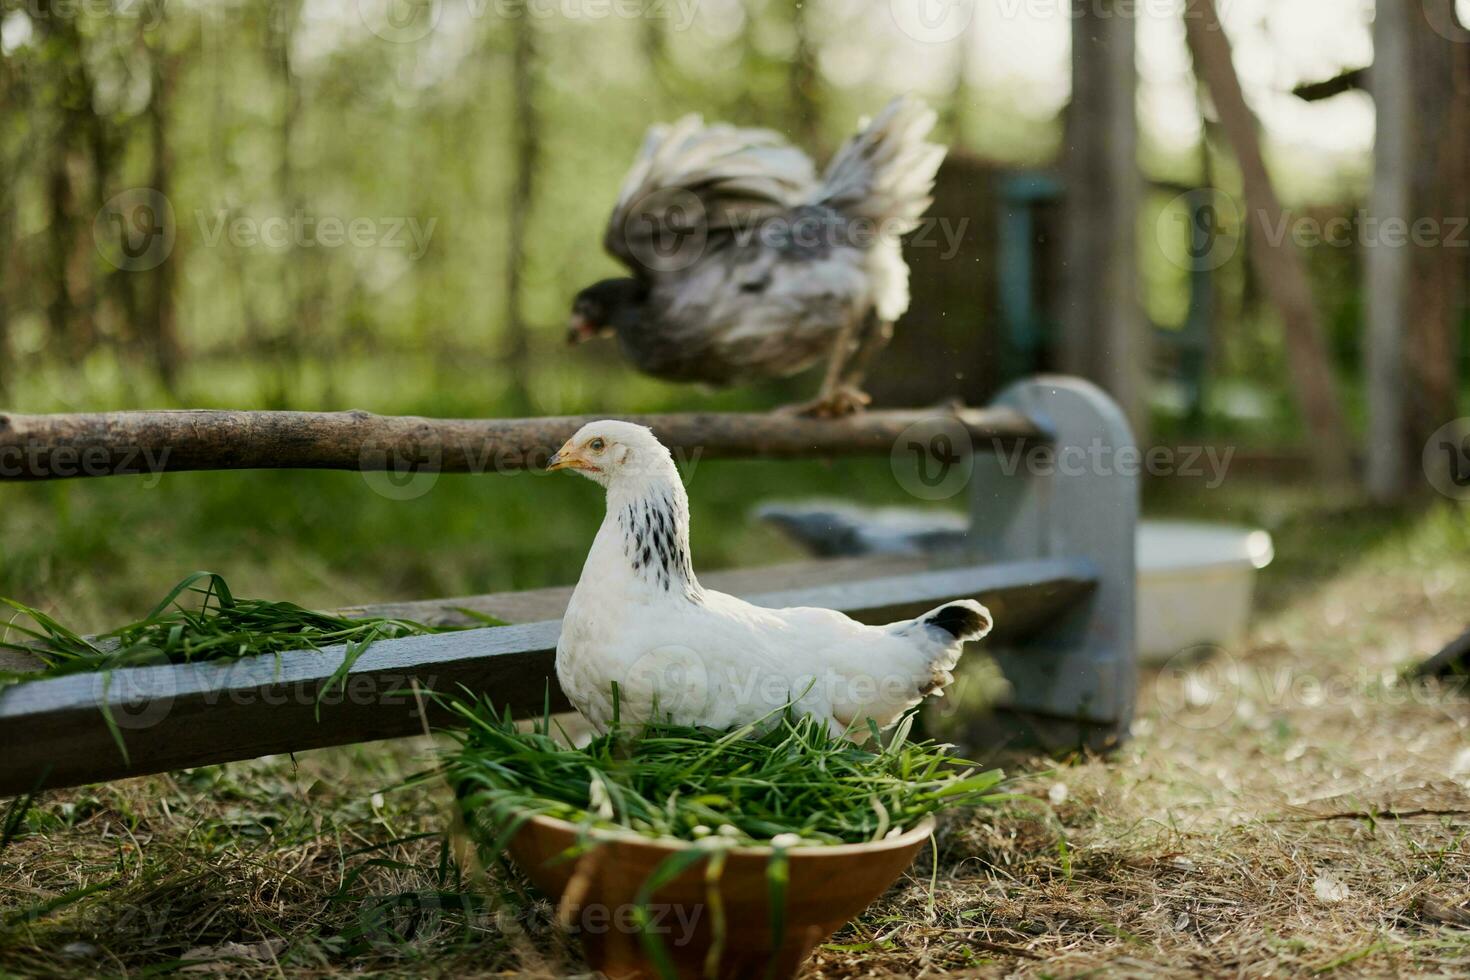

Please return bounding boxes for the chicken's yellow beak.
[546,441,592,473]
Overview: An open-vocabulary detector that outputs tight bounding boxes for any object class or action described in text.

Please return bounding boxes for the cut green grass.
[0,571,497,759]
[0,571,475,691]
[440,693,1009,850]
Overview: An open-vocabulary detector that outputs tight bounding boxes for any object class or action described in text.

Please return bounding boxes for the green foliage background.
[0,0,1407,626]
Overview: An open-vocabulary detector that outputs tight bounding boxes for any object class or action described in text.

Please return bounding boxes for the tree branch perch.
[0,407,1045,481]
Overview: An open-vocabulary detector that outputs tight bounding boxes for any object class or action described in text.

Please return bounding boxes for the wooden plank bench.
[0,376,1139,794]
[0,556,1095,794]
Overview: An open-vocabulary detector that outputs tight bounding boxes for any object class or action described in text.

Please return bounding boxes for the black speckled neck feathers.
[616,489,702,600]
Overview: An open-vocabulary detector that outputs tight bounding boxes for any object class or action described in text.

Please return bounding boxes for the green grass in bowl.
[441,694,1009,974]
[443,692,1009,851]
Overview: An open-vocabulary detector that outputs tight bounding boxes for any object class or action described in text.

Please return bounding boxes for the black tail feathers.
[922,600,993,641]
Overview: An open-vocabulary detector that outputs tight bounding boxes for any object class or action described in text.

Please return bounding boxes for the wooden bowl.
[504,814,935,980]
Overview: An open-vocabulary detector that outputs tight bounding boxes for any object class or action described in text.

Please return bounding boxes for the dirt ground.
[4,499,1470,977]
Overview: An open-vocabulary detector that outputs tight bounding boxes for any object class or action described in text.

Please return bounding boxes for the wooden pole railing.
[0,407,1047,481]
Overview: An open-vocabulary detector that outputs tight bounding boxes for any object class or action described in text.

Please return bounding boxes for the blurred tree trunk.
[0,58,19,398]
[43,162,73,354]
[1190,88,1219,430]
[203,6,268,369]
[1365,0,1412,499]
[91,67,139,366]
[640,9,677,96]
[786,0,820,147]
[1062,0,1146,439]
[39,17,89,362]
[943,18,974,149]
[1403,1,1469,494]
[641,10,666,67]
[1365,1,1468,499]
[270,0,304,408]
[0,195,10,400]
[504,6,541,412]
[145,26,182,391]
[1183,0,1351,483]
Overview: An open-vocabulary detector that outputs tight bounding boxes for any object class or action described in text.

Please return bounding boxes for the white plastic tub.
[1137,521,1274,664]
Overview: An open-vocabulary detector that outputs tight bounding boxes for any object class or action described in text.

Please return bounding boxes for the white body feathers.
[551,422,992,737]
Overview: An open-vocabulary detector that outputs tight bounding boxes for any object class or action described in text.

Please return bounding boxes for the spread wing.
[604,116,818,276]
[811,95,944,233]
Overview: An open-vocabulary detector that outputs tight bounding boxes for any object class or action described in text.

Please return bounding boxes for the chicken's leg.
[779,313,874,417]
[838,316,894,396]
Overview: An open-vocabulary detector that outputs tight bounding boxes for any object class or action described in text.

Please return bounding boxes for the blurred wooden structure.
[890,155,1217,423]
[1364,0,1470,500]
[873,152,1010,408]
[1064,0,1145,438]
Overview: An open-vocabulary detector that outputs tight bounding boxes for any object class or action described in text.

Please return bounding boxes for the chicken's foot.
[777,384,873,418]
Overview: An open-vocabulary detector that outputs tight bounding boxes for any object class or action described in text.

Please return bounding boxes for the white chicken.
[547,420,992,737]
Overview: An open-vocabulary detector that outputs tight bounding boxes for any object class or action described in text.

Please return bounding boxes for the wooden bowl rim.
[517,812,936,858]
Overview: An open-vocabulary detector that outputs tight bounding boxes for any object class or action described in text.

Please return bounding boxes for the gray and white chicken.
[568,96,946,416]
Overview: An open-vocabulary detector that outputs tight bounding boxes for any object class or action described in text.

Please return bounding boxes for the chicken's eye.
[589,438,606,453]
